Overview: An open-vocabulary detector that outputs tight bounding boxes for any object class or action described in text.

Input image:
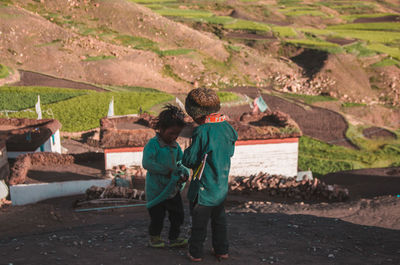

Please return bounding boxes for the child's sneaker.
[148,236,165,248]
[168,237,188,248]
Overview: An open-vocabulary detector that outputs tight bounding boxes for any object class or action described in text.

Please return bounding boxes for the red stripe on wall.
[235,138,299,146]
[103,138,299,153]
[104,147,144,153]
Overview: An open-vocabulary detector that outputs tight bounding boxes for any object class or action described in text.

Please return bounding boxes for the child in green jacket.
[142,105,189,248]
[182,88,238,261]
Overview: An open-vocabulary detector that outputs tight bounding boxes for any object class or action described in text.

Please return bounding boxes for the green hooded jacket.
[143,135,189,208]
[182,121,238,206]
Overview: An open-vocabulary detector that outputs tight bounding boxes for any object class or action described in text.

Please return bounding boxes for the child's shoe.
[168,237,188,248]
[187,252,202,262]
[148,236,165,248]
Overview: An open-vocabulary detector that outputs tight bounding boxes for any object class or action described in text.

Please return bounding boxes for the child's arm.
[182,129,207,169]
[142,140,172,176]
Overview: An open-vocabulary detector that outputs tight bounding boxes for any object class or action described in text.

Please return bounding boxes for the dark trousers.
[147,192,184,240]
[189,200,228,258]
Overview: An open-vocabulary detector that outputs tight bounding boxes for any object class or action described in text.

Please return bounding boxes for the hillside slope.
[0,0,296,92]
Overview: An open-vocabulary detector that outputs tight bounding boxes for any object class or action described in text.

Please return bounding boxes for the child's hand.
[180,174,188,182]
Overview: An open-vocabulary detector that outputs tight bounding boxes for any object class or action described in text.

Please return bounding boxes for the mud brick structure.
[9,152,110,205]
[0,118,62,159]
[0,136,10,181]
[101,111,301,177]
[100,114,191,170]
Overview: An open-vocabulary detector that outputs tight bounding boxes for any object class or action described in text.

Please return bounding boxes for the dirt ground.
[13,70,107,92]
[0,193,399,265]
[25,160,105,184]
[362,127,397,140]
[224,87,354,148]
[1,163,400,264]
[61,139,103,154]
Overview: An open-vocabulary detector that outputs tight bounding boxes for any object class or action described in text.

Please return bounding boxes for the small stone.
[328,254,335,258]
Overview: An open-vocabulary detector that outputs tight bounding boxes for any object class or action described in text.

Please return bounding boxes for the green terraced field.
[328,22,400,32]
[0,87,173,132]
[0,86,87,111]
[154,8,214,18]
[224,19,271,32]
[299,135,400,177]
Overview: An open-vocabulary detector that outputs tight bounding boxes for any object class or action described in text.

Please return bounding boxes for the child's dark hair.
[154,104,186,130]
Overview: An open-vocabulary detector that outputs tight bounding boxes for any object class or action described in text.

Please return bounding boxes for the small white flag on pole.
[175,97,185,110]
[107,97,114,117]
[35,95,42,120]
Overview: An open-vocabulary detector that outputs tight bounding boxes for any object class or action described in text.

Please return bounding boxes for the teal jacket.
[143,135,189,208]
[182,121,238,206]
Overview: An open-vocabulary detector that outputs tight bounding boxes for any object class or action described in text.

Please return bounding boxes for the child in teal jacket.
[182,88,238,261]
[142,105,189,248]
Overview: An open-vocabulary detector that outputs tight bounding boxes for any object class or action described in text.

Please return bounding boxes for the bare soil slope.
[1,0,296,93]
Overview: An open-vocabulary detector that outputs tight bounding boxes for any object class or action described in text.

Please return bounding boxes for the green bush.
[114,35,158,51]
[217,91,239,102]
[341,102,367,108]
[0,64,9,79]
[283,93,337,104]
[83,55,116,61]
[343,42,376,57]
[157,49,194,57]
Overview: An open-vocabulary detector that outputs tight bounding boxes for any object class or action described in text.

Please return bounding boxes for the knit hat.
[185,88,221,119]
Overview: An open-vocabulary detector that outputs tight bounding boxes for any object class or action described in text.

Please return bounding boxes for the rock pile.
[231,110,302,140]
[230,173,349,202]
[85,165,147,201]
[270,73,336,96]
[85,186,145,201]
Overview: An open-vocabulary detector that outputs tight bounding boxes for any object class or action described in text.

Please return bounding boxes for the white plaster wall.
[52,130,62,153]
[230,142,298,177]
[43,130,62,153]
[105,142,298,177]
[10,179,112,206]
[106,151,143,169]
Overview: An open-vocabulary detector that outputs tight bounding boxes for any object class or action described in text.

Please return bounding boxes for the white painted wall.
[106,151,143,169]
[7,130,61,159]
[10,178,112,206]
[230,142,299,177]
[105,141,299,177]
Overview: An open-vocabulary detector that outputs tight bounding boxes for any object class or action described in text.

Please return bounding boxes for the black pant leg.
[148,201,166,237]
[165,193,184,240]
[211,202,228,255]
[189,203,212,258]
